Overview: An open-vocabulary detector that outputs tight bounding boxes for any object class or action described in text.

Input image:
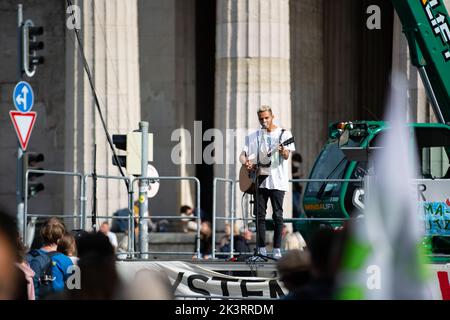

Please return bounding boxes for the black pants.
[254,187,285,248]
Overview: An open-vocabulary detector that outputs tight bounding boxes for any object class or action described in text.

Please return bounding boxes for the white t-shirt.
[242,127,295,192]
[69,256,79,265]
[106,231,118,248]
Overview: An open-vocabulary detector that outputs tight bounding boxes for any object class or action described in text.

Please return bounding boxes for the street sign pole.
[139,122,149,259]
[17,4,25,240]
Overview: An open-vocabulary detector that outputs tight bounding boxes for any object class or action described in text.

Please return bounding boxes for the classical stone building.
[0,0,436,231]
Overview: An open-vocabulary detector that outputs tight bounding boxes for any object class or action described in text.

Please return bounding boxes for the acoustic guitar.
[239,136,295,194]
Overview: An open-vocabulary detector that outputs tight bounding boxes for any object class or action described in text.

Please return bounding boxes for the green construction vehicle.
[301,0,450,257]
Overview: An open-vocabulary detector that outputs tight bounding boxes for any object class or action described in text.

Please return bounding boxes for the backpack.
[25,249,61,299]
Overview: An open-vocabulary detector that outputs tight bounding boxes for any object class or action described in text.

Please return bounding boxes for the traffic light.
[112,134,127,168]
[21,19,44,77]
[23,152,45,199]
[112,132,153,175]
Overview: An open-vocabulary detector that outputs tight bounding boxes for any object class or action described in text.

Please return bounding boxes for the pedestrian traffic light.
[21,19,44,78]
[112,132,153,176]
[23,152,45,199]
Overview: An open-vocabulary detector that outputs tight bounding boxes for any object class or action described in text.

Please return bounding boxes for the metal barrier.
[132,176,202,259]
[84,174,203,257]
[22,170,449,262]
[23,170,203,259]
[211,177,365,260]
[24,169,84,243]
[83,174,134,254]
[24,170,366,260]
[212,178,236,259]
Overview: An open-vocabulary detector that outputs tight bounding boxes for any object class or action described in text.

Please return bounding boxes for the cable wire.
[66,0,129,190]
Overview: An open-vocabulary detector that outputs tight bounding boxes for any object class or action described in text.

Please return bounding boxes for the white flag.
[337,73,433,300]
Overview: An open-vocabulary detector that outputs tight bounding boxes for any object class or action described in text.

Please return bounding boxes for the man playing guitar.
[239,105,296,260]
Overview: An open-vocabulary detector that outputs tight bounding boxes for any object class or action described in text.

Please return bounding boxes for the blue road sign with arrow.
[13,81,34,113]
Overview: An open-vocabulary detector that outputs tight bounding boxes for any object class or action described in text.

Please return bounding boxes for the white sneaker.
[273,248,282,260]
[258,247,267,256]
[247,255,267,263]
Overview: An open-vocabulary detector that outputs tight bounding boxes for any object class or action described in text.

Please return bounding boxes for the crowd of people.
[0,210,174,300]
[277,228,346,300]
[0,197,346,300]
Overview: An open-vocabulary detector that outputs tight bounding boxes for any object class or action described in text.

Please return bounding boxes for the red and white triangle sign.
[9,111,37,150]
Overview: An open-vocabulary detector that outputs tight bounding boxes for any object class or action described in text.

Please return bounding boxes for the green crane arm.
[391,0,450,123]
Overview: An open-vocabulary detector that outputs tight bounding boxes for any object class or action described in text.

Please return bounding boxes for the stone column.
[215,0,292,233]
[138,0,197,219]
[290,0,325,181]
[323,0,360,125]
[65,0,141,227]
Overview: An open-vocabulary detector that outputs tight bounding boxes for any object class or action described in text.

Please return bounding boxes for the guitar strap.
[278,129,286,163]
[257,129,260,167]
[279,128,285,142]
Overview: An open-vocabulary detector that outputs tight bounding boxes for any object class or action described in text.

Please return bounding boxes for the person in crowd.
[156,219,170,232]
[0,210,31,300]
[180,205,197,233]
[71,229,88,246]
[219,225,253,261]
[193,221,213,260]
[111,208,129,233]
[218,223,233,252]
[15,232,35,300]
[193,207,208,222]
[281,224,307,251]
[57,232,123,300]
[113,200,156,236]
[233,228,253,260]
[277,249,312,300]
[115,204,140,256]
[135,201,158,232]
[290,228,345,300]
[115,200,156,257]
[100,221,118,251]
[126,269,174,300]
[57,232,79,265]
[26,217,73,299]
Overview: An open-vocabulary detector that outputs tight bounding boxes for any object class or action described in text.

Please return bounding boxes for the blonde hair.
[257,105,272,115]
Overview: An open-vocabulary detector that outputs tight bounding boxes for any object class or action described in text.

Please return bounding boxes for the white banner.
[116,261,287,299]
[116,261,450,300]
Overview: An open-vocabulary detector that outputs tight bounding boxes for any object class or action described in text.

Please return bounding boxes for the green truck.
[302,0,450,257]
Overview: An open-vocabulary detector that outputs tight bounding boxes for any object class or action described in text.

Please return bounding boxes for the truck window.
[305,138,361,198]
[414,127,450,179]
[421,146,450,179]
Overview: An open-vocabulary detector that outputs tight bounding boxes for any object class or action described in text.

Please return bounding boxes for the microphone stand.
[92,144,97,232]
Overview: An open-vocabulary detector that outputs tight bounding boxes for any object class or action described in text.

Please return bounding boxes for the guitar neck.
[267,138,294,156]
